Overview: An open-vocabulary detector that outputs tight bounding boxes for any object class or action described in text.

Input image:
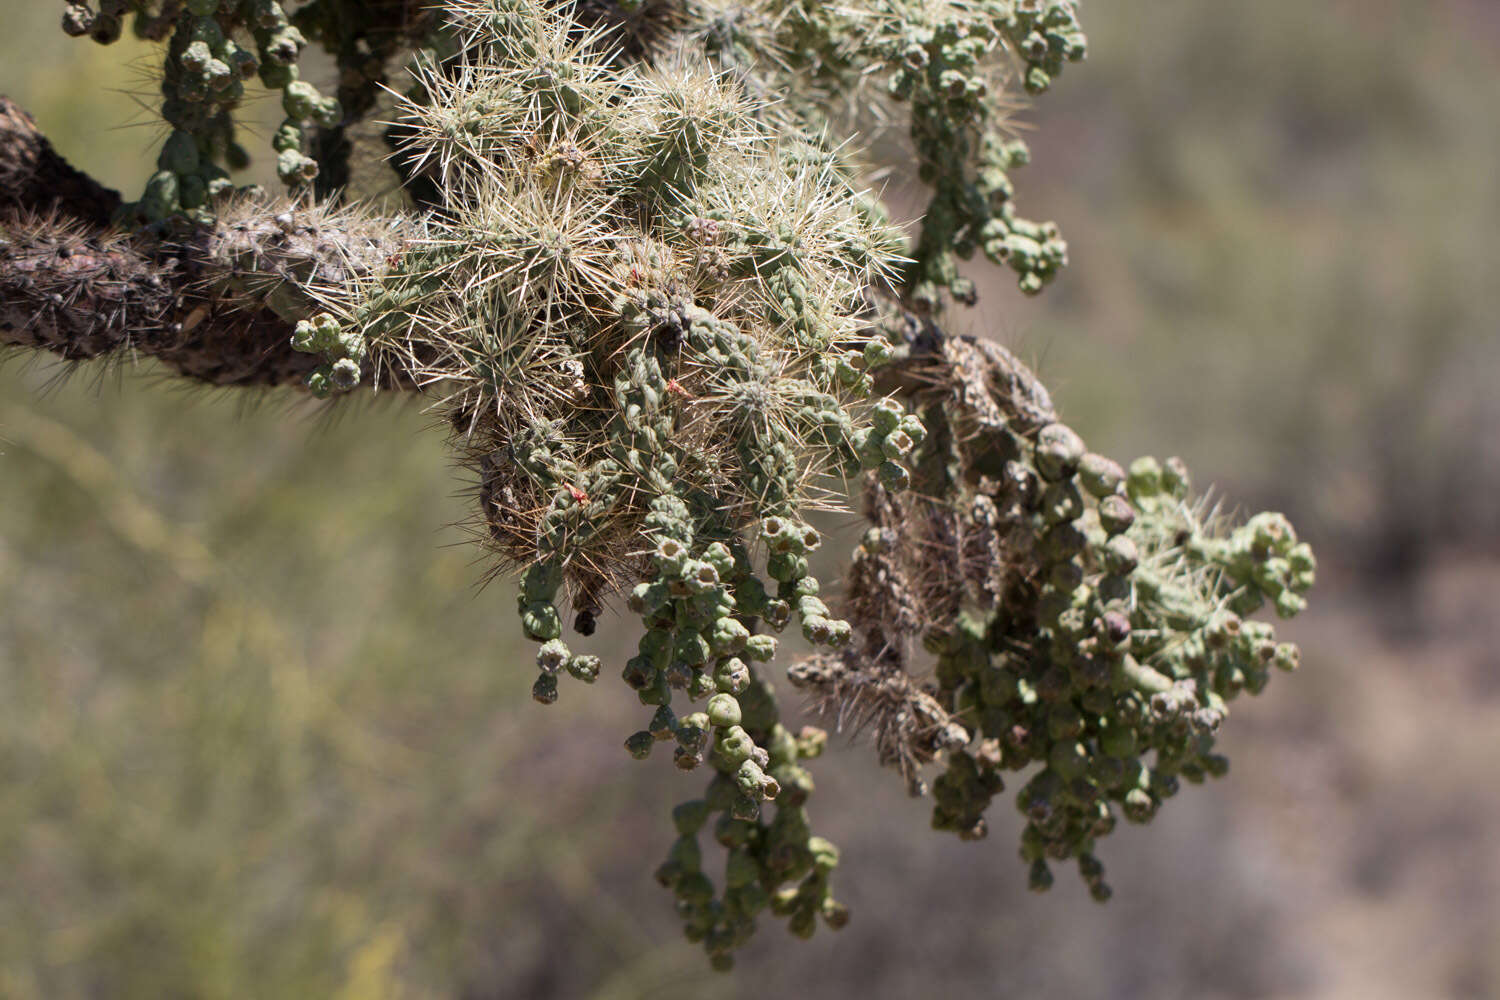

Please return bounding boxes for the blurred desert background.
[2,1,1498,997]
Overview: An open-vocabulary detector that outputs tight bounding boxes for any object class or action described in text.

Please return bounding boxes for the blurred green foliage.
[0,366,746,996]
[1,373,484,995]
[1009,1,1500,567]
[2,0,1497,996]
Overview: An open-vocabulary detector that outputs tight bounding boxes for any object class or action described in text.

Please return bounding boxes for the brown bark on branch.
[1,213,341,388]
[0,95,414,390]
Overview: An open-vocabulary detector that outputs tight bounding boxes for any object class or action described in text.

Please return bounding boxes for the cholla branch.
[803,293,1314,887]
[0,96,416,390]
[2,0,1315,968]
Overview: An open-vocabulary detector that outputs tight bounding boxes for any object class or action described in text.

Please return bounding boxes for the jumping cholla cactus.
[0,0,1314,970]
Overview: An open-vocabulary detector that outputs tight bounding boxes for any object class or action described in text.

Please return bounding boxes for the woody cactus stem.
[0,94,423,387]
[0,197,415,389]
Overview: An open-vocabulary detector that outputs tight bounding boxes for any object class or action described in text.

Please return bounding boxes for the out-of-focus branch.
[0,97,120,226]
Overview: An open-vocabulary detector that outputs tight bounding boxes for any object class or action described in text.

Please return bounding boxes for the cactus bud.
[706,693,742,729]
[532,673,559,705]
[1035,423,1085,481]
